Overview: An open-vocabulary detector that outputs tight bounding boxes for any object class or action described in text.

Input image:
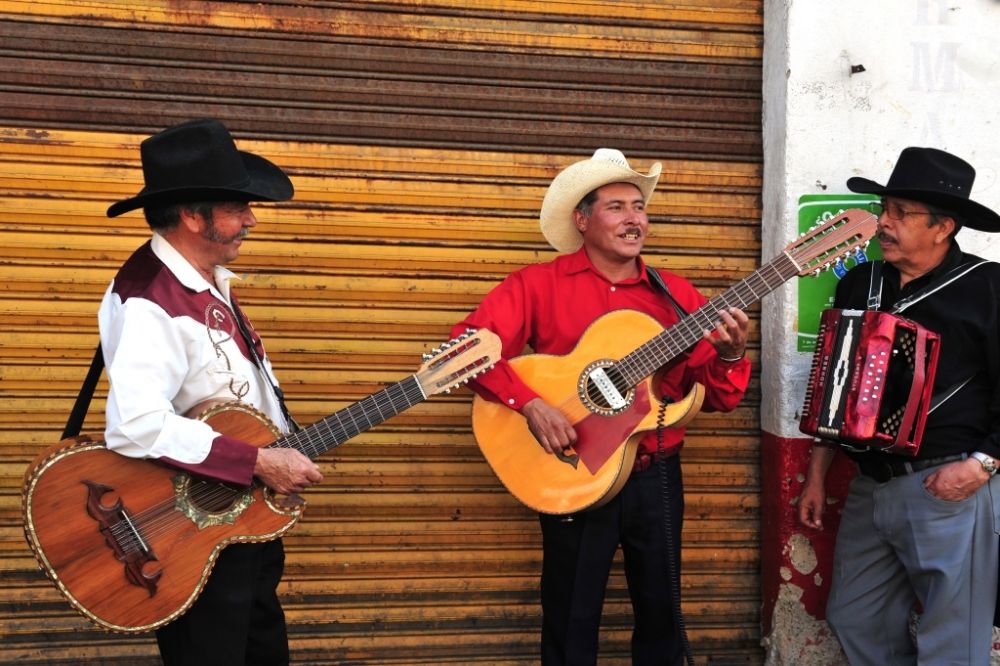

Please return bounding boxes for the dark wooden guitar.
[22,329,500,633]
[472,209,879,515]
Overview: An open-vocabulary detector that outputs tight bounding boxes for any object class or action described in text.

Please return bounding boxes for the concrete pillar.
[760,0,1000,662]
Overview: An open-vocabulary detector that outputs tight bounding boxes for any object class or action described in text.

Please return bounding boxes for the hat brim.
[540,160,662,253]
[106,151,294,217]
[848,176,1000,232]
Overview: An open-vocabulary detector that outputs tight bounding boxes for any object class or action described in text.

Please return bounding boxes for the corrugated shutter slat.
[0,2,762,663]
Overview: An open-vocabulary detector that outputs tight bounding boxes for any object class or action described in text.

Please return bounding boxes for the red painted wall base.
[760,431,856,660]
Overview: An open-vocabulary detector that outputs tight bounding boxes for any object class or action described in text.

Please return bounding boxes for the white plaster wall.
[762,0,1000,438]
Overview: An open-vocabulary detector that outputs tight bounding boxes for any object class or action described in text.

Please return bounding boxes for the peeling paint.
[762,582,848,666]
[766,582,1000,664]
[787,533,818,575]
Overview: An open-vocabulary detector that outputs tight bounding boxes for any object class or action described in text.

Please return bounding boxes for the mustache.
[877,230,895,244]
[204,226,249,244]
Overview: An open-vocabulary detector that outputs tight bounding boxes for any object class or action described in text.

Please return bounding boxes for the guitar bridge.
[83,480,161,597]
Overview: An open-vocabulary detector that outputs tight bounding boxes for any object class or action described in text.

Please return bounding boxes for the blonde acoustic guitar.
[473,209,879,515]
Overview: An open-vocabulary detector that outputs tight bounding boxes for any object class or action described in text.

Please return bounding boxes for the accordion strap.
[866,261,884,310]
[891,259,991,314]
[868,257,992,418]
[866,258,991,313]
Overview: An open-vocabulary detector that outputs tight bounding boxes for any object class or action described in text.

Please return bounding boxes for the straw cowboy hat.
[540,148,662,253]
[847,146,1000,232]
[107,118,293,217]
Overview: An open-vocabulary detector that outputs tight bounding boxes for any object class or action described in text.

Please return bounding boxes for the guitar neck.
[270,375,425,459]
[618,251,799,384]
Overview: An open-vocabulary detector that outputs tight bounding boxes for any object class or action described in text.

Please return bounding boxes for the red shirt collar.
[561,246,651,286]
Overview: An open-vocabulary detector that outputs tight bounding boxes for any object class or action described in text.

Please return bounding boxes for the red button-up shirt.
[452,247,750,456]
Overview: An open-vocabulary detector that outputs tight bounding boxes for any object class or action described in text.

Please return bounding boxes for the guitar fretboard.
[269,375,426,459]
[616,251,798,385]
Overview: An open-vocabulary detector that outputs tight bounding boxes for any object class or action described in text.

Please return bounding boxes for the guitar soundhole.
[173,473,255,529]
[187,482,243,513]
[579,362,633,416]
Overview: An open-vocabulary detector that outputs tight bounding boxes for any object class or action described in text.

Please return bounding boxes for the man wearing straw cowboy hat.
[452,149,751,664]
[101,118,322,664]
[798,147,1000,664]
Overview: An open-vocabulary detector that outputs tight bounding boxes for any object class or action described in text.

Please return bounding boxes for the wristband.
[718,352,745,363]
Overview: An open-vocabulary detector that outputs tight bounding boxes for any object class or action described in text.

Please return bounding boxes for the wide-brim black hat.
[847,146,1000,232]
[107,118,293,217]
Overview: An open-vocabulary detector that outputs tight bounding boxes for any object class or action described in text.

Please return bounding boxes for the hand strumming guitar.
[254,448,323,494]
[522,398,577,454]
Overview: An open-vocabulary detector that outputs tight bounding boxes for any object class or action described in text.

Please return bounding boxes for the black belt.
[856,453,967,483]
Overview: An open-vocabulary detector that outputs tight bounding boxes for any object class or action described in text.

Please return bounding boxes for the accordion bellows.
[800,309,940,456]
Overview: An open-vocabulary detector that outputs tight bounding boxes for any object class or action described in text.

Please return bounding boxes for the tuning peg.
[833,259,848,279]
[422,352,433,361]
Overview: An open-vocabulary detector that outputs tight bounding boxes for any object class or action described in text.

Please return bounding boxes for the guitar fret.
[616,252,801,385]
[289,375,426,459]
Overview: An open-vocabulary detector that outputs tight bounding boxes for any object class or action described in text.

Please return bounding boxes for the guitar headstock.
[787,208,879,277]
[415,328,502,396]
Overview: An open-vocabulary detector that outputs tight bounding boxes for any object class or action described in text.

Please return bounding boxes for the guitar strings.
[560,265,776,425]
[102,379,432,556]
[117,268,785,553]
[100,257,797,555]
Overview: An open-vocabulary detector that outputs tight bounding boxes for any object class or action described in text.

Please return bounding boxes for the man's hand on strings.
[704,306,750,360]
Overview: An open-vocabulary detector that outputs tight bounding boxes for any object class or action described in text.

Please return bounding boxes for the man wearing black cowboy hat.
[100,119,322,665]
[798,147,1000,664]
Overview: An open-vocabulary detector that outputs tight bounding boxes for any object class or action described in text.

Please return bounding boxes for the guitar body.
[22,403,301,633]
[473,310,705,515]
[472,209,879,514]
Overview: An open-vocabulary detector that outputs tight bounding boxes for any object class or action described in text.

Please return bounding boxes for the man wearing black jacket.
[798,147,1000,664]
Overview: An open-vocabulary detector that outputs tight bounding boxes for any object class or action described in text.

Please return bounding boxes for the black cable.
[656,398,694,666]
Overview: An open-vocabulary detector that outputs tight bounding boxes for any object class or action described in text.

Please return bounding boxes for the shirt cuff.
[713,353,751,376]
[161,434,259,486]
[499,384,542,412]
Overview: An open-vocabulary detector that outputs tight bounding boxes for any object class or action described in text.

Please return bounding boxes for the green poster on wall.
[796,194,882,352]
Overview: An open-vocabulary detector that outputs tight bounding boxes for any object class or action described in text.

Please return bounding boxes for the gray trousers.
[827,468,1000,665]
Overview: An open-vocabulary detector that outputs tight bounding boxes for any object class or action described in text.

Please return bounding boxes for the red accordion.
[800,308,941,456]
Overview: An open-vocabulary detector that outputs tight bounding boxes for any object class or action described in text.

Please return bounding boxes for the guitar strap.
[61,300,299,440]
[645,266,689,319]
[61,343,105,439]
[229,299,300,432]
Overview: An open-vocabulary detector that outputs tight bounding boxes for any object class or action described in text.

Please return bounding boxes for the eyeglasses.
[875,199,935,221]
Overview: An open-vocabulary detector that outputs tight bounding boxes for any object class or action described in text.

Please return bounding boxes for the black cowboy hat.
[107,118,293,217]
[847,146,1000,232]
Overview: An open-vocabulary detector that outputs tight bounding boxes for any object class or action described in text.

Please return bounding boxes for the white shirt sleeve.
[100,286,219,464]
